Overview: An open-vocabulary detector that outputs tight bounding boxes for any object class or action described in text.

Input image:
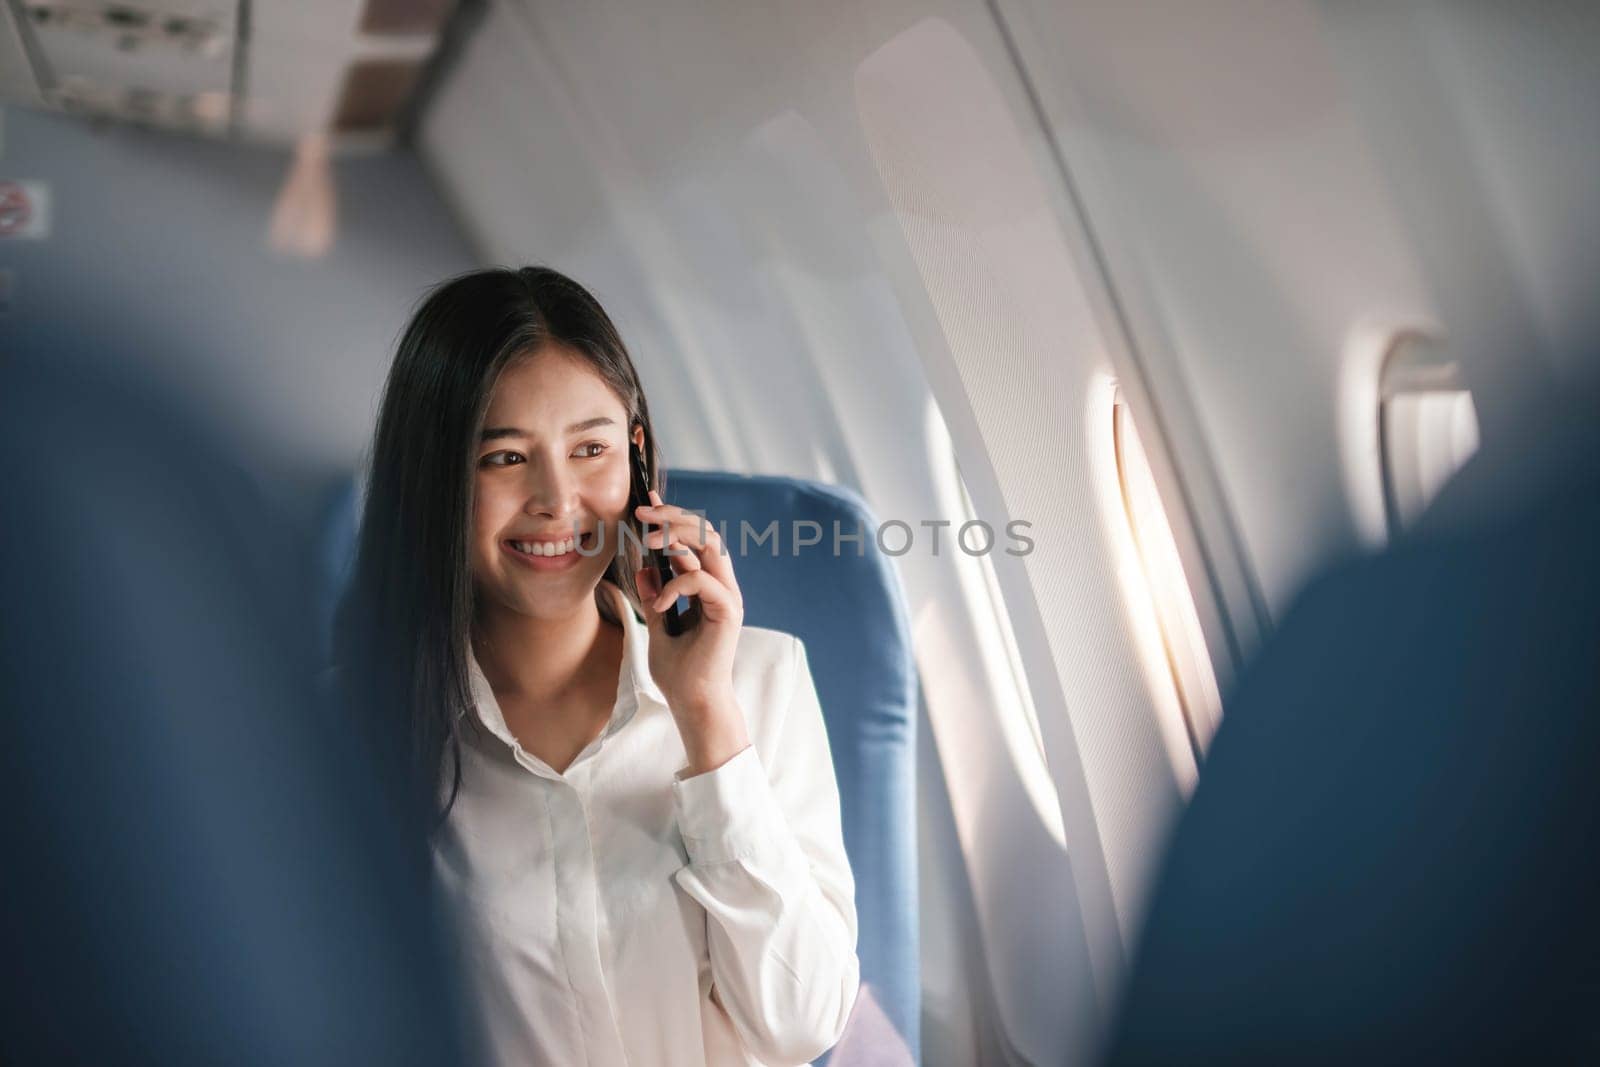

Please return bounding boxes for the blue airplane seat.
[663,470,920,1065]
[314,472,364,668]
[314,469,921,1063]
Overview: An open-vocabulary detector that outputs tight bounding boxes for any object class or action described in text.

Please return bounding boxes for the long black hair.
[333,266,664,829]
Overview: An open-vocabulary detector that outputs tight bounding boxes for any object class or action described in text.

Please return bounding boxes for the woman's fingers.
[635,497,739,591]
[638,506,723,557]
[650,568,740,623]
[663,538,702,574]
[642,527,705,563]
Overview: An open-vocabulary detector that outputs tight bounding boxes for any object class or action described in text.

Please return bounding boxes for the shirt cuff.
[672,745,795,866]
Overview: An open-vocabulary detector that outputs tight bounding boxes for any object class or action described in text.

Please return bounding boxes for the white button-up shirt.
[434,581,861,1066]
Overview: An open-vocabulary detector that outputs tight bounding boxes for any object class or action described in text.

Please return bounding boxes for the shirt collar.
[462,581,666,760]
[609,579,668,712]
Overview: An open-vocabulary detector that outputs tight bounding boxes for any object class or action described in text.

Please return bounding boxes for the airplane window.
[1380,335,1480,534]
[1108,387,1224,779]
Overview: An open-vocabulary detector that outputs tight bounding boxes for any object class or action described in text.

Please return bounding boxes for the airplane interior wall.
[0,106,475,528]
[1413,1,1600,372]
[1319,0,1600,406]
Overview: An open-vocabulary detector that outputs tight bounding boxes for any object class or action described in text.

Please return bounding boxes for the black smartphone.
[630,440,701,636]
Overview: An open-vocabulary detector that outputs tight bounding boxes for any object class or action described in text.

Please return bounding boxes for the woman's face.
[470,344,641,622]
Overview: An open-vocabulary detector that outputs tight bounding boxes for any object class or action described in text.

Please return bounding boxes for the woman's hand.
[634,489,750,776]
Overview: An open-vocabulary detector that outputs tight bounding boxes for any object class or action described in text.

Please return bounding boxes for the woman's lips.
[502,531,595,571]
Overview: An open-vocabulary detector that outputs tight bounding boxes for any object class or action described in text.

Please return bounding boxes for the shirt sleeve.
[670,635,862,1066]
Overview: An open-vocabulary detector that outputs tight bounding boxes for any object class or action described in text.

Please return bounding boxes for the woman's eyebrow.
[480,416,617,442]
[565,415,617,434]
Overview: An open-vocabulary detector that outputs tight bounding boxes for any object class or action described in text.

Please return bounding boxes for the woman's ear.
[631,423,646,453]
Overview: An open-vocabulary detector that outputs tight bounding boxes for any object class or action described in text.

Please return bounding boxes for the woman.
[334,266,860,1066]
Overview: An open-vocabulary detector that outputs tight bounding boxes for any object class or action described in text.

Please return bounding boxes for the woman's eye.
[481,451,523,467]
[573,442,609,459]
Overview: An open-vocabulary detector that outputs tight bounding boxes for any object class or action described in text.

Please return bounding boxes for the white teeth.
[513,537,577,556]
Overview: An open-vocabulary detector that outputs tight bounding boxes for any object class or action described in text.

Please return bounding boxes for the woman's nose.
[520,456,581,519]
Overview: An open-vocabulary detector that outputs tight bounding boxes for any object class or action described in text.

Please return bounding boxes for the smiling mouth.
[505,531,596,558]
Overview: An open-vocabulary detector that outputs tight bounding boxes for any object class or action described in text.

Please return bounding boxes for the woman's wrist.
[676,689,751,777]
